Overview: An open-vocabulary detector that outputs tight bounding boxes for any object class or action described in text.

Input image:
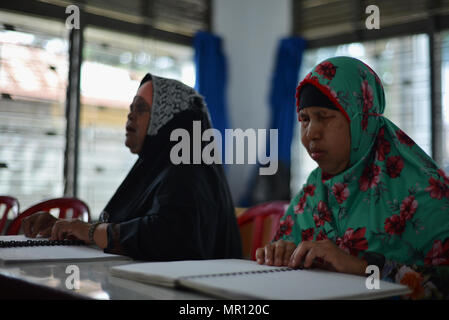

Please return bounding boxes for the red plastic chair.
[0,196,20,234]
[5,197,91,235]
[237,201,289,261]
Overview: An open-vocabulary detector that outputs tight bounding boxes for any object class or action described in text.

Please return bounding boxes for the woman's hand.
[50,219,90,243]
[22,211,57,238]
[289,239,367,276]
[255,240,297,266]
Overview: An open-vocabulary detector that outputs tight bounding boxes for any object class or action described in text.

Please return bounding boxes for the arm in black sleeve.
[107,165,219,261]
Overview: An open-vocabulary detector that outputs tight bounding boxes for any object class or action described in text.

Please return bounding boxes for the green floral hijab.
[277,56,449,266]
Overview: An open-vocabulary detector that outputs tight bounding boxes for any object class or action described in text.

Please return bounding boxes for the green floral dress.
[277,56,449,299]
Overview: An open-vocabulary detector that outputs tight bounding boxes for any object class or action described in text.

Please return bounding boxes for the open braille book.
[0,235,129,264]
[109,259,411,300]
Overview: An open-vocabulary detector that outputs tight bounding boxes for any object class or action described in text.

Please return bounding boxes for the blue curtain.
[268,37,306,165]
[240,36,306,207]
[193,31,229,143]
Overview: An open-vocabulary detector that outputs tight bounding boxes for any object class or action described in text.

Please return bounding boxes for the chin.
[125,143,135,154]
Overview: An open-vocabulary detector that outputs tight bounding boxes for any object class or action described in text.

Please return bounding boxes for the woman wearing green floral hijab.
[256,56,449,299]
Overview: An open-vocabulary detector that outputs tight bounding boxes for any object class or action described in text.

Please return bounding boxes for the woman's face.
[299,106,351,175]
[125,81,152,154]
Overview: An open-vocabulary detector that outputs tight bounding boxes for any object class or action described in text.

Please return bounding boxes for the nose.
[306,119,323,140]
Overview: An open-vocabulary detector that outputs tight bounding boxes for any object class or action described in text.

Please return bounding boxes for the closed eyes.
[130,97,151,114]
[299,113,334,122]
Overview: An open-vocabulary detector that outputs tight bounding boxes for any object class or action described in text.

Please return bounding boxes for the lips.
[309,149,326,160]
[126,125,136,133]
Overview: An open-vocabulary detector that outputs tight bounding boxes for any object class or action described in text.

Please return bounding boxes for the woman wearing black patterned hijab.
[23,74,242,261]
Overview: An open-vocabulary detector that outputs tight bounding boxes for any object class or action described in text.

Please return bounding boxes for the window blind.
[75,0,210,37]
[436,29,449,172]
[293,0,449,43]
[0,16,68,210]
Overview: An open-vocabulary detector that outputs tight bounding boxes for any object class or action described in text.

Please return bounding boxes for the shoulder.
[163,163,209,180]
[286,167,319,212]
[307,167,321,182]
[292,167,320,198]
[158,164,216,191]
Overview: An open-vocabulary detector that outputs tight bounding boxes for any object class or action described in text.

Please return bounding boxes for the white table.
[0,259,212,299]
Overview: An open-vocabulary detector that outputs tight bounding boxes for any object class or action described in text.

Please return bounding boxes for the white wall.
[212,0,292,204]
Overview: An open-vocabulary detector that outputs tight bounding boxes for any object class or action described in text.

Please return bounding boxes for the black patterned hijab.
[144,73,213,136]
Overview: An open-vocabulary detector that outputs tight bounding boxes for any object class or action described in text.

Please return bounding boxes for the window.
[79,26,195,219]
[291,34,431,194]
[440,30,449,172]
[0,11,69,210]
